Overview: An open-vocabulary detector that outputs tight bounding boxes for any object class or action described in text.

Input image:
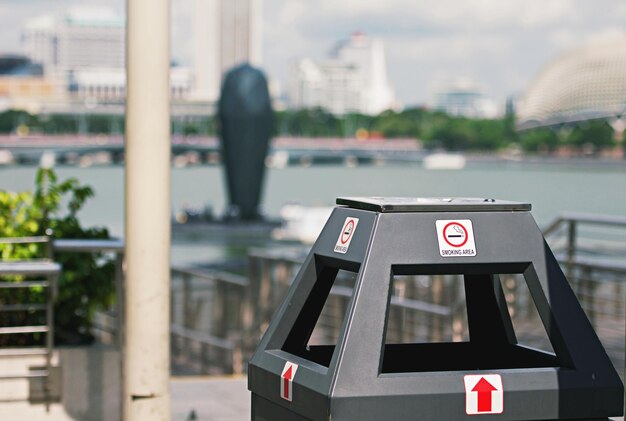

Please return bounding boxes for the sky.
[1,0,626,107]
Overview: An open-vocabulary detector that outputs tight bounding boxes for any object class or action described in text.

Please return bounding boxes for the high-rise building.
[289,32,396,115]
[21,15,57,74]
[192,0,220,102]
[192,0,262,102]
[21,7,193,102]
[22,7,125,92]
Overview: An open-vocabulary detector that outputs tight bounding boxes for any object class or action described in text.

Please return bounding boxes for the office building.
[289,32,396,115]
[192,0,262,101]
[22,7,125,92]
[435,78,499,119]
[21,7,193,103]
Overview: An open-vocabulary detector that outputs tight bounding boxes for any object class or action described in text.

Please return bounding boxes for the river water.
[1,162,625,265]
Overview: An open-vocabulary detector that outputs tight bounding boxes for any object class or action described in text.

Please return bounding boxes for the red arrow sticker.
[464,374,503,415]
[281,362,299,402]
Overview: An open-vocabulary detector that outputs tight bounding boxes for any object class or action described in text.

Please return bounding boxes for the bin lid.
[336,197,531,213]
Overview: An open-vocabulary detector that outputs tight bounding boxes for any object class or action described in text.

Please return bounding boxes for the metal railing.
[170,266,249,374]
[0,236,60,405]
[2,211,623,379]
[236,215,626,378]
[543,213,626,378]
[52,238,125,348]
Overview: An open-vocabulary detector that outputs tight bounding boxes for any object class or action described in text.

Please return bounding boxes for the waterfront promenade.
[0,345,249,421]
[0,376,249,421]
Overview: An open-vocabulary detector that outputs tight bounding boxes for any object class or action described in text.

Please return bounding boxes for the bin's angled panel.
[249,207,377,420]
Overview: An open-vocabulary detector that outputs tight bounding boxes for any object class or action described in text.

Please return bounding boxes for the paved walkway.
[171,376,250,421]
[0,376,250,421]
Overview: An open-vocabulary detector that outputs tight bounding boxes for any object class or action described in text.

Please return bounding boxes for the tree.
[566,120,615,152]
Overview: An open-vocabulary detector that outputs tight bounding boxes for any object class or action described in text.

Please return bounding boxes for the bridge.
[0,135,423,166]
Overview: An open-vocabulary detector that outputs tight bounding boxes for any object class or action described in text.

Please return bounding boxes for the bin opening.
[281,256,359,367]
[381,265,565,373]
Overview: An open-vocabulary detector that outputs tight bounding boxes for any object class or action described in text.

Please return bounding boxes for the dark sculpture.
[218,64,273,221]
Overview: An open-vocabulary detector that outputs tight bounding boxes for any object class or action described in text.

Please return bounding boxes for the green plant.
[0,168,115,345]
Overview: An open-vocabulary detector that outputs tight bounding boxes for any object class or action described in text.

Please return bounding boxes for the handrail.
[171,266,248,288]
[0,236,50,245]
[544,212,626,237]
[0,238,59,405]
[50,238,125,350]
[53,238,124,253]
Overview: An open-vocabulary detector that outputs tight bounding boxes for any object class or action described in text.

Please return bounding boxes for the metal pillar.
[124,0,171,419]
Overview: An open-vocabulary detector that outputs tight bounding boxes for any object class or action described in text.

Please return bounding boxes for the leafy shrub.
[0,168,114,345]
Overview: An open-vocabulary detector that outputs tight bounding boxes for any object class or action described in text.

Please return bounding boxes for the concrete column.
[124,0,171,419]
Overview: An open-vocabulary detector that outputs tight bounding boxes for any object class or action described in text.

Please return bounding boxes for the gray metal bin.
[248,197,624,420]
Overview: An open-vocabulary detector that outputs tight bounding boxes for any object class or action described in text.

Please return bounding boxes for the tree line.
[0,107,620,154]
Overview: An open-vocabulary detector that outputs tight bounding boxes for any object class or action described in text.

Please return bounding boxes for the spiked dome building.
[517,37,626,132]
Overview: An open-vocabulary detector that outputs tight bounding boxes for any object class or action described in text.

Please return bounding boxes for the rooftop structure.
[0,55,43,77]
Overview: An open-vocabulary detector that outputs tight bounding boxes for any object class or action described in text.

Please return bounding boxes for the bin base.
[251,394,315,421]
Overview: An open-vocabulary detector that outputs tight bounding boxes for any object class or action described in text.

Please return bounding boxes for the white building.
[21,15,57,73]
[289,32,396,115]
[22,7,125,93]
[435,78,500,119]
[192,0,263,102]
[69,67,192,101]
[22,7,192,102]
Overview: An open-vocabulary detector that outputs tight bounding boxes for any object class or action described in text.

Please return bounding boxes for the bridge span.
[0,135,423,165]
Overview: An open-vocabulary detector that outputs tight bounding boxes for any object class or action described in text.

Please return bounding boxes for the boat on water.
[272,203,334,244]
[423,153,466,170]
[172,203,332,244]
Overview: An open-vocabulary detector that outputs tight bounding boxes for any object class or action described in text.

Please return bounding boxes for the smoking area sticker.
[464,374,504,415]
[436,220,477,257]
[334,217,359,254]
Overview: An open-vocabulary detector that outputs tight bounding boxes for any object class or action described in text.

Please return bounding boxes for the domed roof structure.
[517,38,626,130]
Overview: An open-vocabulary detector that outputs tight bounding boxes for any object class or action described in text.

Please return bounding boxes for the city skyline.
[0,0,625,107]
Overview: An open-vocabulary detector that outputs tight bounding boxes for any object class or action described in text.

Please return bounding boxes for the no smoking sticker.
[334,217,359,254]
[436,220,476,257]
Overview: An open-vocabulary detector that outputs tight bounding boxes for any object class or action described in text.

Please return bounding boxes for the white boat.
[423,153,466,170]
[273,204,334,244]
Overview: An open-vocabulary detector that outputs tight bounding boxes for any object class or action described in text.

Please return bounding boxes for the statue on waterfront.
[218,64,273,221]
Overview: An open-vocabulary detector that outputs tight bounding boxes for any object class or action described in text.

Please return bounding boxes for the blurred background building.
[517,37,626,132]
[434,77,500,119]
[288,32,396,115]
[22,7,126,94]
[192,0,263,102]
[11,1,263,110]
[0,54,52,113]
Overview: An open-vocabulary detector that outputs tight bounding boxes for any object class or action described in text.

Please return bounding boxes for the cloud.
[585,27,626,45]
[269,0,577,35]
[391,34,511,63]
[549,29,582,50]
[1,0,624,105]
